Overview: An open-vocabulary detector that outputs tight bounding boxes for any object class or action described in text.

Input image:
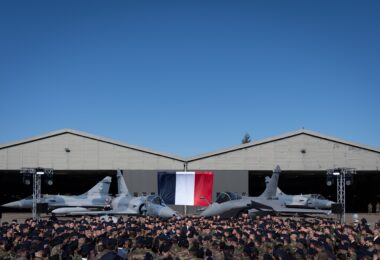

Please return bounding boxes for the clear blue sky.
[1,1,379,157]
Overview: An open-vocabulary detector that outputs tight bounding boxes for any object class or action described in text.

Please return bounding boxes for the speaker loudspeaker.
[36,203,49,213]
[331,203,344,214]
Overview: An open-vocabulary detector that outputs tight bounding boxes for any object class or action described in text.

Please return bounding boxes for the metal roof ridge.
[0,128,186,162]
[1,128,379,162]
[186,129,380,161]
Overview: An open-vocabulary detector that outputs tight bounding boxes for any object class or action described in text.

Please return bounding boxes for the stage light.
[45,175,53,185]
[44,169,54,186]
[36,168,44,175]
[345,172,353,186]
[44,168,54,186]
[22,173,32,185]
[326,175,334,186]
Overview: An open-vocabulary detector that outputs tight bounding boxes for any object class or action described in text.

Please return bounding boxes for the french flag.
[158,171,214,206]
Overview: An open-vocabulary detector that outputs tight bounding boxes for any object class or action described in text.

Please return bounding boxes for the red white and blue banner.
[158,171,214,206]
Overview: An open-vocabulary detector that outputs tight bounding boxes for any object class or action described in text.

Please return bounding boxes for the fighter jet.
[200,165,332,218]
[275,187,333,209]
[53,170,180,218]
[2,176,112,211]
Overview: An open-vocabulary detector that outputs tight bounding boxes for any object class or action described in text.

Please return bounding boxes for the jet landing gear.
[139,204,147,216]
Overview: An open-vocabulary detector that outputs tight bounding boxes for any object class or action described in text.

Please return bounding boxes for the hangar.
[0,129,379,213]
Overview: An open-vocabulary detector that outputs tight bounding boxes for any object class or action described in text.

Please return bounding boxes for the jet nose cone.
[2,201,22,208]
[199,207,213,217]
[159,207,180,218]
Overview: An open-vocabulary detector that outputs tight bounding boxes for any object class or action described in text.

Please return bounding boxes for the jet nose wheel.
[139,204,147,215]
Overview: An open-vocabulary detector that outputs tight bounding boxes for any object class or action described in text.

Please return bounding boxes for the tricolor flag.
[158,171,213,206]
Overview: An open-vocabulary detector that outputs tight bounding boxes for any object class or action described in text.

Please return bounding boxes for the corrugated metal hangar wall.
[0,129,379,212]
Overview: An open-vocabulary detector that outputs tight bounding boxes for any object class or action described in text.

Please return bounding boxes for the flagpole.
[184,162,188,216]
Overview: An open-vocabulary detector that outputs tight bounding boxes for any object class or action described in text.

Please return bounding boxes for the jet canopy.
[147,195,166,206]
[216,192,242,204]
[310,194,327,200]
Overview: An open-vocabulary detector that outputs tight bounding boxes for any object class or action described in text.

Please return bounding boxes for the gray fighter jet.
[53,170,180,218]
[2,176,112,210]
[275,187,333,209]
[200,165,332,218]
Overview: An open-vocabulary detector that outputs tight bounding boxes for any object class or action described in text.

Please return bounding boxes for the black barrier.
[331,203,344,214]
[37,203,49,214]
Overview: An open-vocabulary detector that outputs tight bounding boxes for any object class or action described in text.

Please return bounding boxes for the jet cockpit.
[216,192,242,204]
[146,195,166,206]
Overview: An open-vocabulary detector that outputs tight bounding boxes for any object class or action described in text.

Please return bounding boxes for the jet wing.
[53,208,139,216]
[214,205,253,218]
[217,200,276,218]
[272,207,331,215]
[200,198,255,218]
[53,206,179,218]
[248,200,331,216]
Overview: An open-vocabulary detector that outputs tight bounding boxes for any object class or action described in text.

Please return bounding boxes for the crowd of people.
[0,213,379,260]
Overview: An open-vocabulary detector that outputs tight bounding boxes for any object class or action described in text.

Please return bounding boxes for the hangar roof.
[1,128,379,163]
[187,129,380,162]
[0,128,185,162]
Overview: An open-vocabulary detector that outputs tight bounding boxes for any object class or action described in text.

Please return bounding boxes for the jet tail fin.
[259,165,281,198]
[82,176,111,196]
[267,177,285,196]
[117,169,129,195]
[276,187,285,196]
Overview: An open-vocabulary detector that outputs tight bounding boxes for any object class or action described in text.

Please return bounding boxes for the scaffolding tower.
[326,168,355,223]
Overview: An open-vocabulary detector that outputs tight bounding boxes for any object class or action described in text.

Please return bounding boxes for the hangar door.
[0,170,118,209]
[249,171,380,213]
